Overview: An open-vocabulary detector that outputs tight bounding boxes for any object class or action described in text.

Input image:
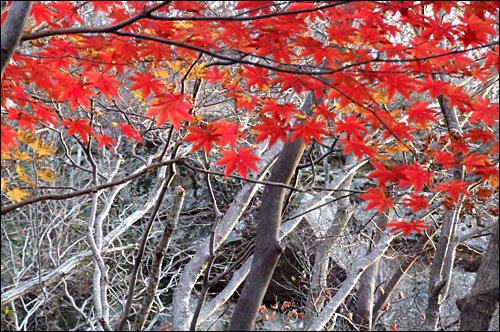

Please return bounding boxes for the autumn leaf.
[462,152,491,173]
[215,147,261,179]
[30,139,56,158]
[120,122,143,143]
[341,137,378,162]
[397,162,433,193]
[146,93,193,129]
[312,104,336,122]
[96,134,117,150]
[36,168,59,183]
[334,114,368,138]
[16,165,34,188]
[128,72,164,100]
[57,80,96,110]
[7,188,30,202]
[434,150,458,170]
[433,180,470,202]
[60,119,95,143]
[204,66,227,83]
[184,123,220,153]
[242,65,270,90]
[1,123,19,153]
[385,220,429,235]
[469,96,499,127]
[464,129,496,145]
[367,161,402,185]
[290,119,329,146]
[253,117,290,147]
[404,194,429,213]
[406,100,437,127]
[359,187,394,214]
[213,119,243,148]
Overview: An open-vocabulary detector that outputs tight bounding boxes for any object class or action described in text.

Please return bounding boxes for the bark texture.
[459,222,499,331]
[1,1,32,76]
[228,138,306,331]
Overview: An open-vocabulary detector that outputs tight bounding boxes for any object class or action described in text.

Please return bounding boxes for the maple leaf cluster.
[0,1,498,218]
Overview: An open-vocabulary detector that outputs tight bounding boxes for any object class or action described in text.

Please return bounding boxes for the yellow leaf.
[36,168,58,183]
[174,20,194,29]
[3,305,18,315]
[30,140,56,158]
[1,153,12,161]
[191,115,204,124]
[1,177,7,191]
[6,188,30,202]
[16,165,35,189]
[12,151,33,162]
[17,129,37,144]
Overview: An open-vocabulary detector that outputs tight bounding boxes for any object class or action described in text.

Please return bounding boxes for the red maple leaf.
[96,134,117,150]
[60,119,95,143]
[434,150,458,170]
[120,122,143,143]
[462,152,491,173]
[261,100,297,123]
[367,162,403,185]
[57,80,96,110]
[404,194,429,213]
[215,147,261,179]
[397,162,434,193]
[433,180,470,202]
[359,187,394,214]
[469,96,499,127]
[242,65,270,90]
[406,100,437,127]
[290,119,329,146]
[1,122,19,153]
[129,72,164,99]
[341,137,378,162]
[204,67,227,83]
[312,104,336,122]
[334,114,368,138]
[184,122,220,154]
[213,119,243,148]
[85,70,122,102]
[464,129,496,145]
[385,220,429,235]
[253,117,290,147]
[146,93,193,129]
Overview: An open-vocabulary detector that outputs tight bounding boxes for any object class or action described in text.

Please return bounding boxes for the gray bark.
[459,221,499,331]
[134,186,186,331]
[1,1,32,76]
[228,138,306,330]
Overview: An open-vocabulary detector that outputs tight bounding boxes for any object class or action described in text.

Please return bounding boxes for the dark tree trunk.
[228,138,306,331]
[459,221,499,331]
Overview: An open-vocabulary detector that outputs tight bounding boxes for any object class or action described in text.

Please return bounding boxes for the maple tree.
[1,1,498,331]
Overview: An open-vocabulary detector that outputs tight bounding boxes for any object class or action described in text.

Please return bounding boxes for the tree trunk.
[354,210,394,330]
[459,221,499,331]
[1,1,32,76]
[228,138,306,331]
